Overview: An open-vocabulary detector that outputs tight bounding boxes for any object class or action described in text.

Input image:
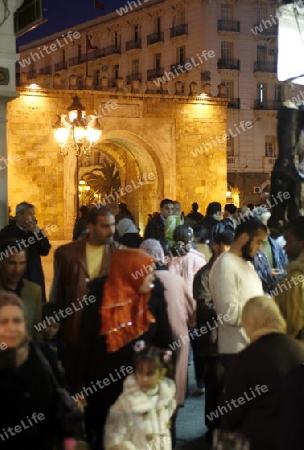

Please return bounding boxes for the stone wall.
[7,88,227,238]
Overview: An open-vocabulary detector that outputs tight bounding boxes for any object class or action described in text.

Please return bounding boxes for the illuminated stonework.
[7,88,227,238]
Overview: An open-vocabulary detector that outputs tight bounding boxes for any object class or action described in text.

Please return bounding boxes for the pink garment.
[168,249,206,295]
[155,270,196,405]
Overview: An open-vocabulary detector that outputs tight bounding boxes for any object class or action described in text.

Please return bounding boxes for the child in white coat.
[104,341,176,450]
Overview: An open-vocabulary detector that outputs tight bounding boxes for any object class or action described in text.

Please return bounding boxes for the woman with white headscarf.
[220,295,304,450]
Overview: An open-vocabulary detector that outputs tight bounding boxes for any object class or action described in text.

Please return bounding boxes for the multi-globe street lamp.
[52,95,102,211]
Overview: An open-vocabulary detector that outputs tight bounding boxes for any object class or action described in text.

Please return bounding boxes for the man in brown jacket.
[49,206,122,386]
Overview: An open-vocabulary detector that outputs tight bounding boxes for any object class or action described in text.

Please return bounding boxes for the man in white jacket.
[209,217,266,375]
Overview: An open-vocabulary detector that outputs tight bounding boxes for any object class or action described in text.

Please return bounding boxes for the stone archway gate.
[6,88,228,239]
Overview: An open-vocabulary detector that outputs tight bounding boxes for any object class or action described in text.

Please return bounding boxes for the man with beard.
[209,218,266,375]
[275,217,304,340]
[49,206,122,388]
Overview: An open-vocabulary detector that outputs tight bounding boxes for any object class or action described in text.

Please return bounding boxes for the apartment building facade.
[18,0,281,205]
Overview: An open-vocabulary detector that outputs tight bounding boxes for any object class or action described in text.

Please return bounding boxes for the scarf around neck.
[0,337,30,370]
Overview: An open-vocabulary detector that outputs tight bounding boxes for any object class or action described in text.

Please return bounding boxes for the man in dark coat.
[0,202,51,301]
[0,239,42,341]
[144,198,174,249]
[201,202,224,249]
[49,206,122,387]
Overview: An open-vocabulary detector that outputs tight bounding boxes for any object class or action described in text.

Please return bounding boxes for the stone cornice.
[16,87,228,107]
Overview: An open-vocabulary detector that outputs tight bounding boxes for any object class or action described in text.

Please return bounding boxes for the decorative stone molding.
[204,83,212,96]
[131,79,140,93]
[101,77,109,90]
[69,75,78,89]
[217,83,226,97]
[174,81,184,95]
[188,81,198,96]
[53,74,61,87]
[116,77,124,93]
[85,76,94,89]
[145,80,156,93]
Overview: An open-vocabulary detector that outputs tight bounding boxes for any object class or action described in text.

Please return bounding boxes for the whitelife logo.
[19,31,81,68]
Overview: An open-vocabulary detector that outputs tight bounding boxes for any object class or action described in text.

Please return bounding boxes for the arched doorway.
[63,131,163,236]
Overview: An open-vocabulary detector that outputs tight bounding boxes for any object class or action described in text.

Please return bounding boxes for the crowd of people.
[0,199,304,450]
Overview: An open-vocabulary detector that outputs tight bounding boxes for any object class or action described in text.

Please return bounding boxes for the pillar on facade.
[0,0,25,229]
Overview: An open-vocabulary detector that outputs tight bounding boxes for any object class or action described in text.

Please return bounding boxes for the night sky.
[17,0,128,47]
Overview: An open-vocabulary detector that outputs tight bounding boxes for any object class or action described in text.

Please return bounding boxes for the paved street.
[176,364,210,450]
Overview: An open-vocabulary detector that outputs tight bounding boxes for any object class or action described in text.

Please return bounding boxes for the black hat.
[214,230,234,245]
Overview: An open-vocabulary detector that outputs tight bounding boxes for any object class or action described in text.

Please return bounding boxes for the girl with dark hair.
[104,342,176,450]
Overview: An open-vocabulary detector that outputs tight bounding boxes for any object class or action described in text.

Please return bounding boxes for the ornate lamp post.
[52,95,102,211]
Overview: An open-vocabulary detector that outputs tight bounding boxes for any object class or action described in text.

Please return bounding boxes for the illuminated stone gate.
[7,89,228,239]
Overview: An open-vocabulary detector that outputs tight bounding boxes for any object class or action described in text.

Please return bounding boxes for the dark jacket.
[0,277,42,341]
[118,233,143,249]
[144,214,166,247]
[221,333,304,450]
[193,258,218,356]
[280,364,304,450]
[186,211,204,225]
[0,342,71,450]
[253,236,287,293]
[75,275,174,431]
[200,216,226,249]
[0,221,51,301]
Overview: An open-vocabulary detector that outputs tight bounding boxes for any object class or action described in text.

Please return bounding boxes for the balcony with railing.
[126,73,142,84]
[228,98,240,109]
[254,61,277,73]
[170,24,188,38]
[68,46,120,67]
[54,61,68,71]
[217,59,240,70]
[147,68,164,80]
[147,31,164,45]
[126,39,142,51]
[254,100,281,110]
[39,65,52,75]
[218,20,240,32]
[68,54,86,67]
[252,23,278,37]
[102,45,121,57]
